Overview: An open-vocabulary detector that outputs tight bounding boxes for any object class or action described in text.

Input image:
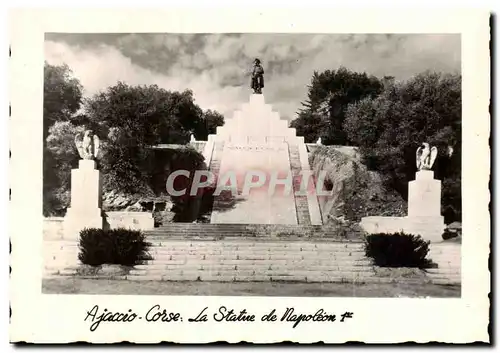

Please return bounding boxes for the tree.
[42,68,226,215]
[44,121,85,215]
[291,67,384,144]
[344,71,461,222]
[43,62,83,215]
[290,110,327,143]
[43,62,83,139]
[82,82,224,195]
[197,109,225,140]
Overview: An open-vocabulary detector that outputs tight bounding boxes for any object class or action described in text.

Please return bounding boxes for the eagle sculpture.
[416,142,438,170]
[316,137,323,146]
[75,130,100,160]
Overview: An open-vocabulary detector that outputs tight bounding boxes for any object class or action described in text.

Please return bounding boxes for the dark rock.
[140,201,154,211]
[154,202,166,212]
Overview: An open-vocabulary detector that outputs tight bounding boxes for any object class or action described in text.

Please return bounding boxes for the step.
[148,249,366,255]
[429,278,461,285]
[429,257,461,262]
[146,246,365,252]
[147,229,257,234]
[430,260,461,265]
[147,225,340,229]
[145,240,365,248]
[124,274,394,283]
[123,274,403,284]
[427,275,462,281]
[146,248,366,254]
[148,248,366,259]
[146,240,365,246]
[426,275,462,281]
[428,253,461,257]
[429,276,462,284]
[147,252,367,260]
[426,270,461,275]
[133,263,373,271]
[127,269,377,278]
[140,259,373,266]
[146,233,345,239]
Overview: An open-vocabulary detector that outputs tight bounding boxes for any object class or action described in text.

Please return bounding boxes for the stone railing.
[43,211,154,240]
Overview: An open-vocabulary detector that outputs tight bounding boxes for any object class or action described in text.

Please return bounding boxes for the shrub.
[364,232,432,268]
[78,228,152,266]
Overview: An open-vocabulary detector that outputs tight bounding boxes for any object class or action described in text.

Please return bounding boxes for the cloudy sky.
[45,33,460,120]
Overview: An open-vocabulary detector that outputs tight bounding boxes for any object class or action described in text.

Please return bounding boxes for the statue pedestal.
[64,160,103,240]
[408,170,442,217]
[360,170,445,243]
[407,170,445,242]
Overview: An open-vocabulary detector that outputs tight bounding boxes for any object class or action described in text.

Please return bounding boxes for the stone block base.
[64,210,103,240]
[43,217,65,240]
[360,216,445,243]
[359,216,407,235]
[403,216,446,243]
[104,212,155,230]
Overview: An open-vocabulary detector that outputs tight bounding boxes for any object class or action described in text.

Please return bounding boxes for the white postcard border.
[9,8,490,343]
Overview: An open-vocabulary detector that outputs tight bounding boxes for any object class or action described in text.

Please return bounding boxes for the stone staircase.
[43,224,461,286]
[288,144,312,225]
[43,240,80,278]
[128,237,374,283]
[425,242,461,285]
[144,223,353,239]
[208,141,225,213]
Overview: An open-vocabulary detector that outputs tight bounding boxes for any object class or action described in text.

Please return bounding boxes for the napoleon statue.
[250,58,264,94]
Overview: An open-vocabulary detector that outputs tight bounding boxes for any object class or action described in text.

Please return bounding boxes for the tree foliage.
[291,66,384,144]
[43,63,84,215]
[200,109,225,139]
[344,71,461,222]
[43,64,226,215]
[80,82,224,194]
[43,62,83,139]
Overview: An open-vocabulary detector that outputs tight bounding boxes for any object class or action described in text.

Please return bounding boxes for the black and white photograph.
[9,8,489,344]
[41,32,463,297]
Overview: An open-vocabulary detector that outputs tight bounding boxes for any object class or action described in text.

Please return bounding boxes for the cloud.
[44,34,460,120]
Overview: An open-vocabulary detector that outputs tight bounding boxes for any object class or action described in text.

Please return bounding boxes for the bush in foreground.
[78,228,152,266]
[364,232,432,268]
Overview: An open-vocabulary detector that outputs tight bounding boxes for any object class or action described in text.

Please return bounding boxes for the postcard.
[9,8,490,343]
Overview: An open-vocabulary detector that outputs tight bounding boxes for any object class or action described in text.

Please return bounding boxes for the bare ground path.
[43,278,460,297]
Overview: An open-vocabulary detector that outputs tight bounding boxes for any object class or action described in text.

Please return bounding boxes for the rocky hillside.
[102,191,176,226]
[309,146,406,223]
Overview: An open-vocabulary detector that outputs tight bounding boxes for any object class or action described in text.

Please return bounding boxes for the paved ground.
[42,278,460,297]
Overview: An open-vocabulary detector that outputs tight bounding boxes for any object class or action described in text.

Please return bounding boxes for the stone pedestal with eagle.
[407,143,445,241]
[64,130,103,239]
[360,143,445,243]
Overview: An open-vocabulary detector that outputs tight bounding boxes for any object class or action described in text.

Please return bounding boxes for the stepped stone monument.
[64,130,103,239]
[202,94,323,225]
[360,143,445,242]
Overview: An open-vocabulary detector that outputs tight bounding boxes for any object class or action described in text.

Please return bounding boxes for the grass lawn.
[42,278,460,297]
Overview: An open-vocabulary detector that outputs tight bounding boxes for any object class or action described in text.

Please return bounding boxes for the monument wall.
[207,94,323,225]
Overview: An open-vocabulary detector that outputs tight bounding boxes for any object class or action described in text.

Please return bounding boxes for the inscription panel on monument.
[211,142,298,224]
